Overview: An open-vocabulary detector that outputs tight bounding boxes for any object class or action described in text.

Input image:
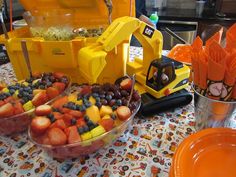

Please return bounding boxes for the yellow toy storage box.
[0,0,135,84]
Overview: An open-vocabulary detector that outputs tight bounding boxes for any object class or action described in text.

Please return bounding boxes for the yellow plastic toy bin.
[0,0,135,84]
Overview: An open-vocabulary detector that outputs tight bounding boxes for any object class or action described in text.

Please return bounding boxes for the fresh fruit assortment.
[29,78,141,158]
[0,72,70,135]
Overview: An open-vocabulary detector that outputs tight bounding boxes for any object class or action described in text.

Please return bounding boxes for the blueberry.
[52,108,60,112]
[61,77,68,84]
[5,92,10,97]
[24,87,30,92]
[111,114,117,120]
[116,99,122,106]
[78,127,84,134]
[71,118,77,125]
[84,115,90,122]
[46,81,52,87]
[85,102,92,108]
[105,95,112,101]
[80,105,86,112]
[95,102,102,108]
[83,125,89,132]
[89,125,95,131]
[100,94,105,99]
[71,104,77,110]
[92,93,99,98]
[87,120,94,127]
[9,89,15,95]
[18,93,23,98]
[49,76,56,83]
[39,85,45,89]
[95,97,101,102]
[101,99,108,105]
[20,99,25,104]
[112,105,118,111]
[47,114,56,123]
[76,104,81,111]
[23,97,29,103]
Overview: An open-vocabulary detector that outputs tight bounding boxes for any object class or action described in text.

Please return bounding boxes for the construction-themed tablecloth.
[0,47,196,177]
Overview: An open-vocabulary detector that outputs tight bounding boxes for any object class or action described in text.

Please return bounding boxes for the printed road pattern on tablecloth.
[0,103,196,177]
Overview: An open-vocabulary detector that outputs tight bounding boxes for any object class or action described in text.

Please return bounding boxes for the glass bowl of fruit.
[28,78,141,159]
[0,72,71,136]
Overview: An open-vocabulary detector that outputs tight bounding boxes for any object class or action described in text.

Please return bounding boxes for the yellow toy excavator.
[78,16,192,115]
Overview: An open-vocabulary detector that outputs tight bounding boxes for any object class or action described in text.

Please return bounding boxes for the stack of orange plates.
[169,128,236,177]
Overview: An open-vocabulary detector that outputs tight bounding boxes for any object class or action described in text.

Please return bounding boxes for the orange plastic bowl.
[170,128,236,177]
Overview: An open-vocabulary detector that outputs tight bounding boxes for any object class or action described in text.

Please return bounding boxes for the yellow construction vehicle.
[77,16,192,115]
[78,17,190,92]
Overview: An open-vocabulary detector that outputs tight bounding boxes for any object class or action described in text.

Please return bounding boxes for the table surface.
[0,47,196,177]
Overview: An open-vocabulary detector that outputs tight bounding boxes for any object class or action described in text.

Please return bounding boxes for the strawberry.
[32,71,42,78]
[13,101,24,115]
[50,119,66,130]
[68,110,83,118]
[61,107,71,114]
[4,96,15,104]
[32,91,49,107]
[63,113,74,127]
[33,89,44,96]
[35,105,52,116]
[51,96,68,110]
[116,106,131,121]
[48,127,67,146]
[52,82,66,93]
[120,78,132,91]
[0,100,5,107]
[76,118,86,127]
[31,116,51,135]
[53,72,65,79]
[80,85,92,95]
[36,133,50,145]
[67,126,81,144]
[53,112,64,120]
[99,118,114,132]
[46,87,60,100]
[0,102,14,118]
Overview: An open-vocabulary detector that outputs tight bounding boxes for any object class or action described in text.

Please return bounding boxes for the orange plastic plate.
[171,128,236,177]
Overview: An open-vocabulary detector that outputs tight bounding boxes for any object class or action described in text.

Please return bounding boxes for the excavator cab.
[146,56,184,92]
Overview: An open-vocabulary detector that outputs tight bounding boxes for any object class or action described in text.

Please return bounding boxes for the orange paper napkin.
[191,37,203,89]
[207,41,227,100]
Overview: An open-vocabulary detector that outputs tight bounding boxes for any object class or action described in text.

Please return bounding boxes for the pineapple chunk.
[89,96,96,105]
[76,99,83,105]
[81,132,92,141]
[102,115,111,119]
[100,105,113,117]
[68,94,77,103]
[23,101,35,111]
[13,90,19,99]
[86,105,101,123]
[91,125,105,138]
[2,88,9,93]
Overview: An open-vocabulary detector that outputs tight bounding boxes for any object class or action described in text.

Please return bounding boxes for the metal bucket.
[194,87,236,131]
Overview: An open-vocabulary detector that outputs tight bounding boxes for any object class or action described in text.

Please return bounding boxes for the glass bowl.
[28,83,141,159]
[0,73,71,136]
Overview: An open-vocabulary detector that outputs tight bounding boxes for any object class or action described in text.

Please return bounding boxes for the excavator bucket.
[78,44,107,84]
